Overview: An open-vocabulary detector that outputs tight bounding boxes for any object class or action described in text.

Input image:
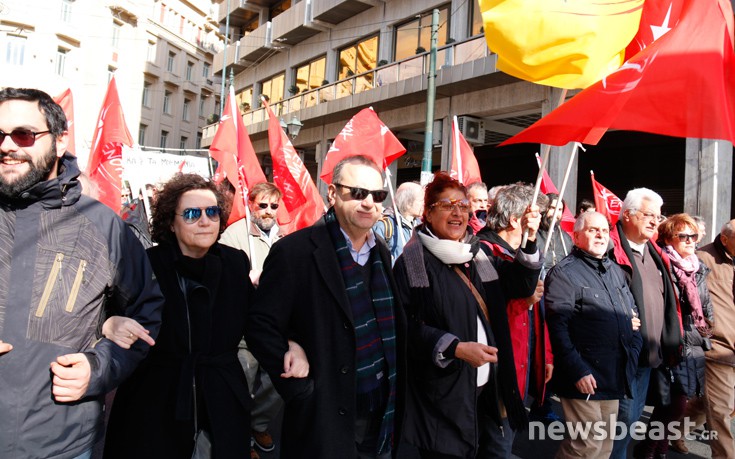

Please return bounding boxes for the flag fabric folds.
[450,116,482,185]
[319,107,405,184]
[590,171,623,225]
[53,89,76,155]
[502,0,735,147]
[86,77,133,211]
[535,154,574,235]
[209,86,266,225]
[264,101,325,232]
[479,0,644,89]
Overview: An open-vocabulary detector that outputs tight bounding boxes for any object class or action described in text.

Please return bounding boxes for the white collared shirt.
[339,227,376,266]
[627,239,647,255]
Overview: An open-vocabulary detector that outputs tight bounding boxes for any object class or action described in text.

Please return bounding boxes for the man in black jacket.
[246,155,405,459]
[0,88,163,458]
[545,211,642,458]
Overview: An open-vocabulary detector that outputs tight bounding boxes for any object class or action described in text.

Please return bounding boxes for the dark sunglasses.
[676,233,699,242]
[257,202,279,210]
[333,182,388,203]
[0,128,51,147]
[177,206,221,224]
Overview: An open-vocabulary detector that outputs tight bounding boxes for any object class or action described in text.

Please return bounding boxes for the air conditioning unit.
[457,115,485,145]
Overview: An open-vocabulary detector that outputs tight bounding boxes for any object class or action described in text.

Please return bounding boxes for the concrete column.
[684,138,733,242]
[542,87,578,210]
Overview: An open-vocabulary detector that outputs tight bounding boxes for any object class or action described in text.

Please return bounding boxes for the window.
[395,6,449,61]
[186,61,194,81]
[196,133,202,149]
[471,0,483,36]
[5,35,26,66]
[183,99,190,121]
[112,21,122,49]
[142,82,151,107]
[60,0,73,22]
[147,40,157,62]
[55,48,67,76]
[160,130,168,149]
[180,136,188,149]
[261,73,285,103]
[167,51,176,73]
[236,87,253,112]
[199,96,205,116]
[269,0,291,21]
[163,90,172,114]
[295,56,326,93]
[138,124,147,145]
[338,35,378,79]
[202,62,210,78]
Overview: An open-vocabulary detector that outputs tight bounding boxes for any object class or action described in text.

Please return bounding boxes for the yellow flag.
[480,0,644,89]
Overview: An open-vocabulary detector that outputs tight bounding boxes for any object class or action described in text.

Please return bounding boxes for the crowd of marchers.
[1,87,734,459]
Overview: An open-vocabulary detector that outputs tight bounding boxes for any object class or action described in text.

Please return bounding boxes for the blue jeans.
[610,366,652,459]
[72,450,92,459]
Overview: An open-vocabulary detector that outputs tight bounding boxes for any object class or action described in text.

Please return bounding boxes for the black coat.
[104,242,254,459]
[393,240,525,458]
[545,248,643,400]
[245,220,407,459]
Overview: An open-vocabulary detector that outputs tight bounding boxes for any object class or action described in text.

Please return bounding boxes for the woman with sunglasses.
[104,174,307,458]
[634,213,714,459]
[393,172,526,458]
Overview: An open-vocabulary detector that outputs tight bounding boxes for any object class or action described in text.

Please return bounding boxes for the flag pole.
[236,156,257,268]
[384,163,405,249]
[453,115,463,184]
[521,88,567,249]
[543,142,583,255]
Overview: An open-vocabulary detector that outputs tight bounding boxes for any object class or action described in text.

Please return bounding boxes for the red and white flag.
[590,171,623,225]
[319,107,405,184]
[53,88,76,155]
[209,86,266,225]
[535,153,574,235]
[264,100,324,233]
[86,77,132,211]
[450,116,482,185]
[502,0,735,146]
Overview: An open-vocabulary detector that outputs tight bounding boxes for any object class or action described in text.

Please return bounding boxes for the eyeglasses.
[430,198,471,213]
[676,233,699,242]
[332,183,388,203]
[635,211,665,223]
[177,206,221,224]
[0,128,51,147]
[256,202,279,210]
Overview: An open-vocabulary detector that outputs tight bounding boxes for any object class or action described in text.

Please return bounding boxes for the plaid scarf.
[325,209,397,455]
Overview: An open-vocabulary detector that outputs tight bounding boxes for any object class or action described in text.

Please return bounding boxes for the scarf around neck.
[666,245,706,330]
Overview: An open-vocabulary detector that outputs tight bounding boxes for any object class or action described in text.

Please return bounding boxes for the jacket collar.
[573,246,612,272]
[0,152,81,210]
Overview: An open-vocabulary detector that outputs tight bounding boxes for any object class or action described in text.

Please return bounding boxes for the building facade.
[205,0,733,235]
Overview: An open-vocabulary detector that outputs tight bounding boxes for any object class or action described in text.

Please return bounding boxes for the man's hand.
[50,353,92,402]
[455,342,498,368]
[525,279,544,308]
[282,340,309,378]
[575,374,597,395]
[545,363,554,383]
[249,269,262,288]
[521,204,541,241]
[102,316,155,349]
[0,340,12,355]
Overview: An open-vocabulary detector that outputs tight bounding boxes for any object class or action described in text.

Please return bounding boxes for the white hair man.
[373,181,423,263]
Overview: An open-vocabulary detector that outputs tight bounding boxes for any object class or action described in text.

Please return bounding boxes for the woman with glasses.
[104,174,307,458]
[393,172,526,458]
[634,213,714,459]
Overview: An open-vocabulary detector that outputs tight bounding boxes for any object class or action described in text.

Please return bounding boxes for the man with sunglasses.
[220,181,286,459]
[0,87,163,459]
[609,188,682,459]
[246,155,406,459]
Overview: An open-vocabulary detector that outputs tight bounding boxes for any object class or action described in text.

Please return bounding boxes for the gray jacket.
[0,154,164,459]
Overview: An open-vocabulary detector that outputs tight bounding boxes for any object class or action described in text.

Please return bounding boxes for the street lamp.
[280,116,303,140]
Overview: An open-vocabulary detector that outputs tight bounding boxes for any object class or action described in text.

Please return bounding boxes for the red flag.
[319,108,405,184]
[264,100,324,232]
[209,86,266,225]
[502,0,735,147]
[177,160,186,173]
[590,171,622,225]
[53,88,76,155]
[535,154,574,235]
[450,116,482,185]
[86,77,133,211]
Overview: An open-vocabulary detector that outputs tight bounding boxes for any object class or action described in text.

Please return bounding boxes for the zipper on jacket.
[35,253,65,318]
[65,259,87,312]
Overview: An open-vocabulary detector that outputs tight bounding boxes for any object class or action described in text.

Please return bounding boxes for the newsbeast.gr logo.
[529,417,719,441]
